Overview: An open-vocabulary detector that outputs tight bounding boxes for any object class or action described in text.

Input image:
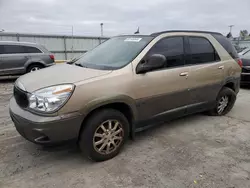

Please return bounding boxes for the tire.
[207,87,236,116]
[78,109,129,162]
[27,64,44,73]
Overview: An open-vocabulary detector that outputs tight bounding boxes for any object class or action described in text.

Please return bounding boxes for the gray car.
[0,41,55,76]
[239,48,250,85]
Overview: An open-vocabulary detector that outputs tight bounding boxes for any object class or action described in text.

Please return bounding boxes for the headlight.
[28,84,74,113]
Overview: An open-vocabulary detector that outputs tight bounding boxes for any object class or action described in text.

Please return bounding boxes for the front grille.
[14,86,29,108]
[242,67,250,73]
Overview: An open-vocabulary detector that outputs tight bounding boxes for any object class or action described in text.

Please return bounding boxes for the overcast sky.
[0,0,249,37]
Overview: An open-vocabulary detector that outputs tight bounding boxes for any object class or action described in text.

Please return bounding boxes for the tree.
[242,30,249,36]
[240,30,249,39]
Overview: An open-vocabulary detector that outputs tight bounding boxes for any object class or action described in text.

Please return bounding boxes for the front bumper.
[9,97,83,145]
[241,73,250,85]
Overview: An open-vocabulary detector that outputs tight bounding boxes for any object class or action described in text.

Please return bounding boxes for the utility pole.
[229,25,234,33]
[100,23,103,36]
[71,25,74,59]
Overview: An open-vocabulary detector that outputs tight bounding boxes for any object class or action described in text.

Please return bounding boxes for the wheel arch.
[222,76,240,93]
[224,81,236,91]
[78,96,138,140]
[24,61,46,71]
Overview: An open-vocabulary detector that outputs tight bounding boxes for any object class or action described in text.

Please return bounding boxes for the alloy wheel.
[217,95,229,114]
[93,120,124,155]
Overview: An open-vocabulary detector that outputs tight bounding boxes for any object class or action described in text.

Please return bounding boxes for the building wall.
[0,32,109,60]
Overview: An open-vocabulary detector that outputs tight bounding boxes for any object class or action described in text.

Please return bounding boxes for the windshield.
[239,48,250,55]
[74,36,153,70]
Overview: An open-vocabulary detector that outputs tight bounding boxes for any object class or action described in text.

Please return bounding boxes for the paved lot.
[0,80,250,188]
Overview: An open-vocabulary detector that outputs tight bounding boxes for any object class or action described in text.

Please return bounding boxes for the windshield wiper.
[75,63,83,67]
[75,63,89,68]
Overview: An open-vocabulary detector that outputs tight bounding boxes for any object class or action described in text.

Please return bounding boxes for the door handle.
[179,72,188,76]
[218,66,224,70]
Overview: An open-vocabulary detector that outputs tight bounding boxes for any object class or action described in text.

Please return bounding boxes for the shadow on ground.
[38,113,201,162]
[0,77,17,83]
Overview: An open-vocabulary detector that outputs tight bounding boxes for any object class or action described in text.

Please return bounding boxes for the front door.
[133,36,190,123]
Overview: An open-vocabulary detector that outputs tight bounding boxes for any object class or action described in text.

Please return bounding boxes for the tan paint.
[15,31,241,120]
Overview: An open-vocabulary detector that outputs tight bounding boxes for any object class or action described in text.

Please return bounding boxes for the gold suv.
[10,30,242,161]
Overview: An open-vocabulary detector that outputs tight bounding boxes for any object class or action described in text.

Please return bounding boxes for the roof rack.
[151,30,222,37]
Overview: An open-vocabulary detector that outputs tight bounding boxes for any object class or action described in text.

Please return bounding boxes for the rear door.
[185,36,224,112]
[134,36,190,123]
[1,45,28,75]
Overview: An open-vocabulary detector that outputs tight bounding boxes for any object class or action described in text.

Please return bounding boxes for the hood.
[17,64,112,92]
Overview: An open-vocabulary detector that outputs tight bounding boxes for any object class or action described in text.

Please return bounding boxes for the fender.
[81,94,138,138]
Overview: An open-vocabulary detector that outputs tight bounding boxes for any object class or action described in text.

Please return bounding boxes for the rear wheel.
[78,109,129,162]
[27,64,44,73]
[207,87,236,116]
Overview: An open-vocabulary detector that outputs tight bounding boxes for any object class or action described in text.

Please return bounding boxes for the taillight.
[237,58,243,68]
[49,55,55,61]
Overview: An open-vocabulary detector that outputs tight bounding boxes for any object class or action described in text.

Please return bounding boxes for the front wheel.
[78,109,129,162]
[207,87,236,116]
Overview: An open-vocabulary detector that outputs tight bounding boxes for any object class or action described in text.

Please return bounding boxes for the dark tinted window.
[0,45,4,54]
[212,34,238,59]
[188,37,220,64]
[3,45,24,54]
[148,37,184,68]
[23,46,42,53]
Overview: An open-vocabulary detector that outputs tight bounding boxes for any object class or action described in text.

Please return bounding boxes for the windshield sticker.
[124,38,142,42]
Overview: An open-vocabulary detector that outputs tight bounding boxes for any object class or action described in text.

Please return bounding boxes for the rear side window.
[212,34,239,59]
[0,45,4,54]
[148,37,185,68]
[23,46,42,53]
[188,37,220,64]
[3,45,24,54]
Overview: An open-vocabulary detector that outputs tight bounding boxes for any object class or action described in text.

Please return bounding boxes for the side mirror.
[136,54,166,74]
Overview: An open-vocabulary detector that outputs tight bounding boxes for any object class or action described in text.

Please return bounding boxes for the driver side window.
[147,37,185,68]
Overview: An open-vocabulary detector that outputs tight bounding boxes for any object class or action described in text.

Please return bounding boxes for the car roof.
[0,41,50,52]
[150,30,223,37]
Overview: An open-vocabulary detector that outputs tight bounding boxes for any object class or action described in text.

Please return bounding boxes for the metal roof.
[0,32,109,40]
[0,41,37,45]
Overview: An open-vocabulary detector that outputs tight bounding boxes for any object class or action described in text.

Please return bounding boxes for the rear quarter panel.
[209,35,241,91]
[24,54,54,69]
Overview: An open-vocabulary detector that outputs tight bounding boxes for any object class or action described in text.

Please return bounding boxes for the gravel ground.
[0,80,250,188]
